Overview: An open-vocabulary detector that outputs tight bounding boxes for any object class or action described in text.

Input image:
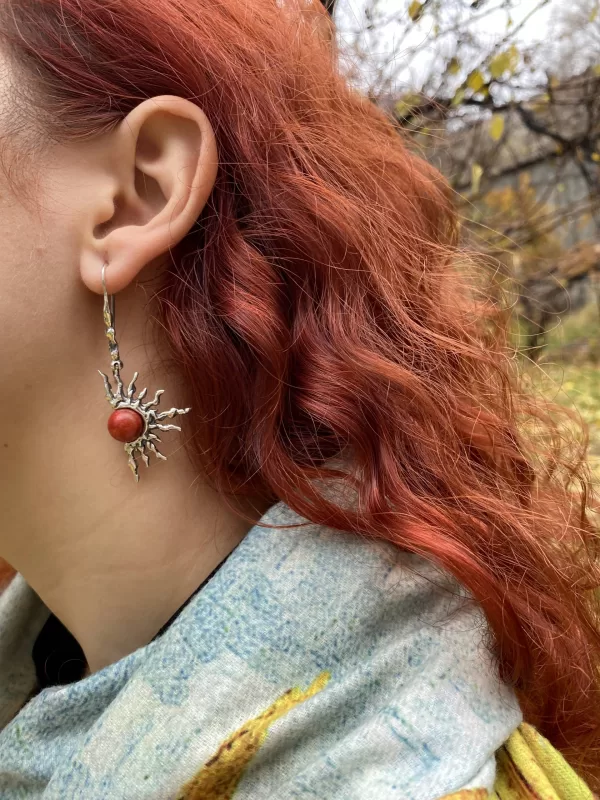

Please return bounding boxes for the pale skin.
[0,55,271,673]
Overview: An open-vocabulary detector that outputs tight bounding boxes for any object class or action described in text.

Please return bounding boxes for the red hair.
[1,0,599,783]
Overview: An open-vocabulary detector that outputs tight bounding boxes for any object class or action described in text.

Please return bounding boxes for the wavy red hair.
[1,0,599,784]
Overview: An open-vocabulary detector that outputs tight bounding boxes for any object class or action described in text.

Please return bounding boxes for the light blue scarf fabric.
[0,501,521,799]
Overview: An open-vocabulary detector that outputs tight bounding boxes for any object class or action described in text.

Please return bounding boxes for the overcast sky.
[335,0,558,41]
[333,0,569,91]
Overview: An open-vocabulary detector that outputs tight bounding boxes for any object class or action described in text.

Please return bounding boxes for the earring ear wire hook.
[101,263,115,326]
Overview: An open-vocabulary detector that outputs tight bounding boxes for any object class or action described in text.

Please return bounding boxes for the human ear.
[80,95,218,295]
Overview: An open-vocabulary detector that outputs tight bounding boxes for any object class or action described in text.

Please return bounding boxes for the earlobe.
[81,96,218,296]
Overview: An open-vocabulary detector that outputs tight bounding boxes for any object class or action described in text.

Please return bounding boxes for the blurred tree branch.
[334,0,600,358]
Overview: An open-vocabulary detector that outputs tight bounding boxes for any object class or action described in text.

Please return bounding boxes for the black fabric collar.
[32,550,235,690]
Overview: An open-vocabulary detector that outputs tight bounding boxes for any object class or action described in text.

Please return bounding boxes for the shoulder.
[163,502,523,798]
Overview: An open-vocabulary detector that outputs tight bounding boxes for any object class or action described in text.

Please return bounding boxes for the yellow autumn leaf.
[489,52,509,79]
[531,94,550,113]
[448,57,460,75]
[507,45,519,74]
[489,115,505,141]
[451,88,465,107]
[594,64,600,76]
[467,69,485,92]
[408,0,423,21]
[489,45,519,80]
[471,163,484,195]
[592,153,600,162]
[590,4,598,21]
[394,93,421,117]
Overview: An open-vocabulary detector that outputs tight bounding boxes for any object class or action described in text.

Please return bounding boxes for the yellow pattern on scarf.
[176,671,331,800]
[178,681,595,800]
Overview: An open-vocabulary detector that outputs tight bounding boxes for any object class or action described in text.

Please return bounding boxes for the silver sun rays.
[98,264,191,482]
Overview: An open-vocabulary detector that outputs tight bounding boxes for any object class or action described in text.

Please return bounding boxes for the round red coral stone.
[107,409,144,443]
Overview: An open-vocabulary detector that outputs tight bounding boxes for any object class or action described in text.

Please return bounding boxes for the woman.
[0,0,597,797]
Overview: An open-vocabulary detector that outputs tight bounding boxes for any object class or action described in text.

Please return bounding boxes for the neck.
[2,448,268,672]
[0,283,271,673]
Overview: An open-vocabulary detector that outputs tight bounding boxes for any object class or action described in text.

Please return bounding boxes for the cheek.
[0,202,44,347]
[0,194,73,412]
[0,152,103,479]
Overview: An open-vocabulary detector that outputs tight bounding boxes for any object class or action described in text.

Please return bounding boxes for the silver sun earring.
[98,263,191,482]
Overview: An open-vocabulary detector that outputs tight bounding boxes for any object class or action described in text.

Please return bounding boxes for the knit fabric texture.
[0,500,521,799]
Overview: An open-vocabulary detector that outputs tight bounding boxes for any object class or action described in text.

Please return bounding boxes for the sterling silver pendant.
[98,265,191,482]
